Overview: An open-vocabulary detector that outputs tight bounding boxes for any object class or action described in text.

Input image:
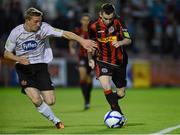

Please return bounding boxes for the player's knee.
[118,93,125,99]
[117,88,126,98]
[31,96,42,106]
[45,98,55,106]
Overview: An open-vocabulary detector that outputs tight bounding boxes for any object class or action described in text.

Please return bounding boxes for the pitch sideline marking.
[151,124,180,134]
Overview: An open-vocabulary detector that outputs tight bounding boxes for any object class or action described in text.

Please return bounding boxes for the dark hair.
[81,13,91,19]
[100,3,115,15]
[24,7,43,20]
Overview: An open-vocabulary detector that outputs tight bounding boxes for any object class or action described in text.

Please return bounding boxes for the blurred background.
[0,0,180,88]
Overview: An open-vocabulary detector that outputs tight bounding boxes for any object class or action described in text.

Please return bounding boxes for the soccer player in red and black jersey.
[69,14,93,110]
[88,3,132,125]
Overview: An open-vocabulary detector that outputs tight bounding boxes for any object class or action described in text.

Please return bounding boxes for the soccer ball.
[104,111,124,128]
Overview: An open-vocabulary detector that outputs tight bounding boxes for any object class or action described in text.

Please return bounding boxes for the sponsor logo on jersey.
[102,68,108,73]
[108,26,115,33]
[22,40,38,51]
[97,36,117,43]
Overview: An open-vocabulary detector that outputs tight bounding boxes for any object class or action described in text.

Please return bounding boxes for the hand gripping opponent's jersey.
[5,22,64,64]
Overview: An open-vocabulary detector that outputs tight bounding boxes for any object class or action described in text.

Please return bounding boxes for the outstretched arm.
[62,31,97,52]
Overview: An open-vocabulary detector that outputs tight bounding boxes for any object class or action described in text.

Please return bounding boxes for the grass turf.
[0,87,180,134]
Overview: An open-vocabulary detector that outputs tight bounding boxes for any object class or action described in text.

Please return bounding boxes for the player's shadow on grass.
[66,123,145,128]
[80,123,146,134]
[65,123,104,128]
[13,126,52,134]
[25,126,53,129]
[60,105,105,113]
[126,123,146,126]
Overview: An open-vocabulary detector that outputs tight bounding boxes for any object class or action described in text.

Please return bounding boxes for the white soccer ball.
[104,111,123,128]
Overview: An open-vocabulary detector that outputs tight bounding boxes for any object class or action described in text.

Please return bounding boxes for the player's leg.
[112,65,127,100]
[116,87,126,99]
[79,66,90,109]
[98,75,121,112]
[24,87,42,107]
[40,90,64,129]
[112,67,128,125]
[114,88,127,125]
[112,72,127,115]
[15,63,64,129]
[85,73,93,109]
[36,64,64,129]
[41,90,55,105]
[25,88,64,128]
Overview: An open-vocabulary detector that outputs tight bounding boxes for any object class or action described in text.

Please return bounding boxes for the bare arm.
[62,31,84,43]
[120,38,132,45]
[62,31,97,52]
[4,50,30,65]
[112,38,132,48]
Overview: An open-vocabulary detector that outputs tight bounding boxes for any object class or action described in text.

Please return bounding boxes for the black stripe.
[115,48,119,65]
[115,22,121,64]
[116,22,122,41]
[96,23,103,61]
[105,28,111,63]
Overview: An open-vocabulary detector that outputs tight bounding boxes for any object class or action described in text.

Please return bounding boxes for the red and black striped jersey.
[88,16,131,67]
[74,27,89,58]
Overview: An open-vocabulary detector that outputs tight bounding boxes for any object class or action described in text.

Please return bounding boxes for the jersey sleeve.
[5,29,17,52]
[119,18,131,39]
[43,23,64,37]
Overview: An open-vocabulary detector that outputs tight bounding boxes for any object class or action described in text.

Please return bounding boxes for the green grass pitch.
[0,87,180,134]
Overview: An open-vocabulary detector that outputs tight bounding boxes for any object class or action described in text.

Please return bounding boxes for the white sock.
[37,102,60,125]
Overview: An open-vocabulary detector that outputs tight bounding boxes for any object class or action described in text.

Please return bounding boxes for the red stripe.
[104,89,113,95]
[96,64,100,78]
[100,24,107,63]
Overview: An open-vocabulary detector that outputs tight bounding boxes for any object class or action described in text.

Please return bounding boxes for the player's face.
[101,12,114,26]
[27,16,42,32]
[80,16,90,27]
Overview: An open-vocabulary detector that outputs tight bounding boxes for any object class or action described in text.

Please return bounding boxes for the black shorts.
[78,57,92,74]
[95,62,127,88]
[0,45,5,58]
[15,63,54,93]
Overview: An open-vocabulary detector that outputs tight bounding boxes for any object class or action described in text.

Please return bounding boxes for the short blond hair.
[24,7,43,20]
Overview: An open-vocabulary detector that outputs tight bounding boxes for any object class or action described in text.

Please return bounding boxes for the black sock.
[80,81,89,105]
[104,90,124,115]
[86,82,92,104]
